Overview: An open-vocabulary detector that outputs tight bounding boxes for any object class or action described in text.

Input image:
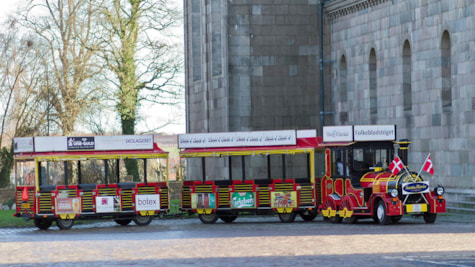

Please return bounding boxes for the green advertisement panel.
[231,192,256,208]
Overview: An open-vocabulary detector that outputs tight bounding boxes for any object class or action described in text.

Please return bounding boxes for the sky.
[0,0,186,135]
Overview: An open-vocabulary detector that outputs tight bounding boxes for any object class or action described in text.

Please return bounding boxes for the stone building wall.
[184,0,326,133]
[326,0,475,189]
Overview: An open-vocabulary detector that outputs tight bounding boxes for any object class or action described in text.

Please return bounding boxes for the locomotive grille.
[258,186,270,206]
[299,185,313,206]
[81,191,93,212]
[160,188,169,209]
[234,184,253,192]
[121,189,133,210]
[38,192,52,214]
[194,185,213,193]
[98,188,116,196]
[218,190,229,207]
[274,183,294,191]
[182,186,191,208]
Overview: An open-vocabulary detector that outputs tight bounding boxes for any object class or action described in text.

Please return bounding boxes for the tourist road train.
[12,125,446,230]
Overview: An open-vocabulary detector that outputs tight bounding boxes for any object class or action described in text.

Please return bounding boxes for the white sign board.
[13,137,34,153]
[95,196,121,213]
[322,126,353,142]
[95,135,153,150]
[178,130,296,149]
[33,135,154,152]
[135,194,160,211]
[354,125,396,141]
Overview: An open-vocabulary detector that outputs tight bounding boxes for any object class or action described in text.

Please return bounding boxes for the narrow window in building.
[369,48,377,122]
[191,1,202,81]
[340,55,347,102]
[403,40,412,111]
[441,30,452,109]
[211,1,222,76]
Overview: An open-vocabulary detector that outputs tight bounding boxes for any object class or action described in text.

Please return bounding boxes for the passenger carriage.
[178,130,326,223]
[13,135,169,230]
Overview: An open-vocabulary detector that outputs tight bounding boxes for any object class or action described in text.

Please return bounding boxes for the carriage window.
[314,151,325,177]
[244,155,268,180]
[15,160,36,186]
[332,150,347,177]
[375,149,389,168]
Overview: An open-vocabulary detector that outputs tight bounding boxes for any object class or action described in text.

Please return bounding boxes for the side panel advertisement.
[135,194,161,211]
[230,192,256,208]
[96,196,121,213]
[55,197,81,214]
[191,193,216,209]
[270,191,298,208]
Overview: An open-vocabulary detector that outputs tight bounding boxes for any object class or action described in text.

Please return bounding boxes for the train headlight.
[436,186,445,196]
[390,189,398,198]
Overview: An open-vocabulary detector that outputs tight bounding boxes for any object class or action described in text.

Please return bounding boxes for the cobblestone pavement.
[0,212,474,266]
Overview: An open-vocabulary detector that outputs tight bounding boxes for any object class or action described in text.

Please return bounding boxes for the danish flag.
[423,155,434,175]
[389,156,404,176]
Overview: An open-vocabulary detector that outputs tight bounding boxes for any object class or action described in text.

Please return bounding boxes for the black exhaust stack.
[397,139,411,166]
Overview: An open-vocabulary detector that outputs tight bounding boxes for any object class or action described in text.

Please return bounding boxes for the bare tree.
[20,0,106,135]
[0,19,49,186]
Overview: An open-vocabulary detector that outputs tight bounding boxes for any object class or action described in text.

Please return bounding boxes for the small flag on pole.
[389,156,404,176]
[423,155,434,175]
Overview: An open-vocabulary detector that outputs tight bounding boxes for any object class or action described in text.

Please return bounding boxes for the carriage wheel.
[278,212,297,223]
[300,209,318,221]
[423,213,437,224]
[218,212,238,223]
[340,198,357,224]
[34,218,53,230]
[114,218,132,226]
[199,213,218,224]
[56,218,75,230]
[133,214,153,226]
[376,200,391,225]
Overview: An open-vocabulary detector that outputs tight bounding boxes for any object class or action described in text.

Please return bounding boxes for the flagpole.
[415,153,431,181]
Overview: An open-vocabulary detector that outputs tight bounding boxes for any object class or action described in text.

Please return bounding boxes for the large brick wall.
[326,0,475,189]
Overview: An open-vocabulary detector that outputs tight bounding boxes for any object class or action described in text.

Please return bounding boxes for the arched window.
[403,40,412,111]
[339,55,347,102]
[369,48,377,123]
[441,30,451,109]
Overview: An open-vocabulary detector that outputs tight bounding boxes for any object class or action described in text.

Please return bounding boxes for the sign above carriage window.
[33,135,154,152]
[67,137,95,150]
[323,125,396,142]
[353,125,396,141]
[13,137,34,153]
[178,130,297,149]
[322,126,353,142]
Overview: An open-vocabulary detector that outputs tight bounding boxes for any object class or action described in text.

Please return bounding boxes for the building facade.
[184,0,475,191]
[184,0,330,133]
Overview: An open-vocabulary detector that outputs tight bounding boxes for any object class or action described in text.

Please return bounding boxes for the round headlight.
[390,189,398,198]
[436,186,445,196]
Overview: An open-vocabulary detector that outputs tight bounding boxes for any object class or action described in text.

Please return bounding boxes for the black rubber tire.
[34,218,53,230]
[423,213,437,224]
[300,210,318,221]
[56,218,75,230]
[392,215,403,223]
[278,212,297,223]
[114,219,132,226]
[199,213,218,224]
[341,199,357,224]
[219,215,238,223]
[133,215,153,226]
[376,200,391,225]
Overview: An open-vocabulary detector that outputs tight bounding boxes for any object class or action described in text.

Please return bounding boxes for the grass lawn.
[0,210,34,228]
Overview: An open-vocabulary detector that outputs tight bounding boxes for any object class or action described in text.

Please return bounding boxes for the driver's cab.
[330,141,394,187]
